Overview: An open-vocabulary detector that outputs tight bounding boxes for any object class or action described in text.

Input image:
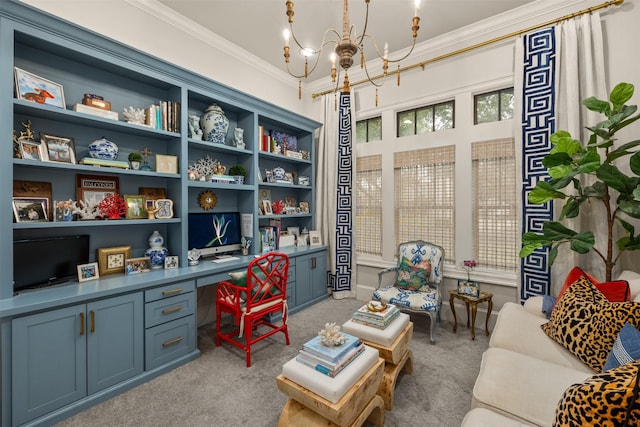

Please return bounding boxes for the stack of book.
[296,333,364,378]
[351,302,400,330]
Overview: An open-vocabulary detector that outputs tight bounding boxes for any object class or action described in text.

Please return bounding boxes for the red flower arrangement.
[98,194,127,219]
[271,199,284,215]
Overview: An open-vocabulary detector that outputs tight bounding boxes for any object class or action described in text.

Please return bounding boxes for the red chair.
[215,252,290,367]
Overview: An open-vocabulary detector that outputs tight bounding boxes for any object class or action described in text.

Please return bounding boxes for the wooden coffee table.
[276,357,385,427]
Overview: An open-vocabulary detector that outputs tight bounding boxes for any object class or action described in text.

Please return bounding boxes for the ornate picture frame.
[154,199,173,219]
[97,245,132,276]
[124,194,146,219]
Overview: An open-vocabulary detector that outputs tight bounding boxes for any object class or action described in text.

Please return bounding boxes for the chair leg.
[428,311,437,345]
[245,318,253,367]
[215,304,222,347]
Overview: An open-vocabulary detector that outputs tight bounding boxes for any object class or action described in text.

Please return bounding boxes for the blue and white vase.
[145,230,169,269]
[88,137,119,160]
[200,104,229,144]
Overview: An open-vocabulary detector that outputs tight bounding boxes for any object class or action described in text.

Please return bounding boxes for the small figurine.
[233,128,245,149]
[187,248,201,266]
[188,115,203,139]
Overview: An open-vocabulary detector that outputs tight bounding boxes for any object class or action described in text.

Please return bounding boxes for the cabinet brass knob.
[162,336,184,347]
[162,305,183,315]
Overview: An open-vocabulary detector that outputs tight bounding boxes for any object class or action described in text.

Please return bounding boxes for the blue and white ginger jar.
[200,104,229,144]
[88,137,119,160]
[145,230,169,269]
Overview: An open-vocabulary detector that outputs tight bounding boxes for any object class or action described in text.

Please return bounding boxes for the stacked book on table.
[351,302,400,330]
[296,333,364,378]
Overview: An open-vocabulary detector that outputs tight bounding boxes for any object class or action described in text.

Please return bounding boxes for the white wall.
[23,0,640,316]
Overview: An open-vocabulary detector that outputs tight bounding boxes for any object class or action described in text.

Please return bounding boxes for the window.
[394,146,455,262]
[397,101,454,137]
[355,116,382,143]
[355,155,382,255]
[474,88,514,124]
[472,138,518,271]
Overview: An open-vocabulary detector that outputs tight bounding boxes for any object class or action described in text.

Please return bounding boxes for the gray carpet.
[55,297,489,427]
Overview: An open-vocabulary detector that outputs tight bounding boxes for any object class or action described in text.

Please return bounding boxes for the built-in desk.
[0,246,327,427]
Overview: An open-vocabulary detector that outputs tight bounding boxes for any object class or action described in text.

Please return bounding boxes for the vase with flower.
[458,259,479,297]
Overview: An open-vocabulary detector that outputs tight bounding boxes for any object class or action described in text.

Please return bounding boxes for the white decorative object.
[122,106,146,124]
[187,248,201,266]
[188,115,203,139]
[200,104,229,143]
[88,136,118,160]
[318,322,346,347]
[72,200,100,220]
[145,230,169,269]
[233,127,245,149]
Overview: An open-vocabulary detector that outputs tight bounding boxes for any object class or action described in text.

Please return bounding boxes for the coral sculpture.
[318,322,347,347]
[98,194,127,219]
[123,106,146,124]
[271,199,284,215]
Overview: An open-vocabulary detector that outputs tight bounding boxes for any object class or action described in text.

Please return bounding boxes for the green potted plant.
[520,82,640,281]
[229,164,247,184]
[128,151,143,170]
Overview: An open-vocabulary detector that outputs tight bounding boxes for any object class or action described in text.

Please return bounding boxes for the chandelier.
[283,0,421,103]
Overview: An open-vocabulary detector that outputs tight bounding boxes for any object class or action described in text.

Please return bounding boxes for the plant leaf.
[542,221,577,240]
[583,96,611,114]
[631,152,640,176]
[560,198,581,219]
[607,140,640,163]
[619,200,640,219]
[570,232,595,253]
[609,82,634,111]
[548,245,559,265]
[528,182,566,204]
[596,163,629,193]
[576,150,601,173]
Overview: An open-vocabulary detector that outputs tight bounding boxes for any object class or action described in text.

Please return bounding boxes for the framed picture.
[261,199,272,215]
[12,197,48,222]
[154,199,174,219]
[14,67,66,109]
[125,257,151,274]
[54,199,75,222]
[97,245,132,276]
[76,174,119,208]
[13,180,52,220]
[139,187,167,201]
[298,176,310,186]
[155,154,178,174]
[19,140,43,161]
[124,194,146,219]
[41,134,76,164]
[287,226,300,236]
[309,230,322,246]
[77,262,99,282]
[457,280,480,298]
[164,256,179,269]
[299,201,310,214]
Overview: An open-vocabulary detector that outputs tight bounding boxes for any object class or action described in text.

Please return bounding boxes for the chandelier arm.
[285,52,325,79]
[354,1,371,46]
[288,24,341,55]
[384,38,418,64]
[360,57,386,88]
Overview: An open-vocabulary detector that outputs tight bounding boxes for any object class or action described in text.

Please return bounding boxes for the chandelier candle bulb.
[414,0,420,17]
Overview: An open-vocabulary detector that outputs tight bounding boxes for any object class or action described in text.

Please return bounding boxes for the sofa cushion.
[554,359,640,426]
[556,266,630,305]
[462,408,532,426]
[618,270,640,300]
[604,323,640,371]
[541,276,640,372]
[489,302,593,372]
[472,347,591,426]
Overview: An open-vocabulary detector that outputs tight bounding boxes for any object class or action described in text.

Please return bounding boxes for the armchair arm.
[216,280,247,310]
[377,267,398,290]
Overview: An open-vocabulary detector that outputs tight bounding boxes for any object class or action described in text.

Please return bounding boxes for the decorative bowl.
[88,137,119,160]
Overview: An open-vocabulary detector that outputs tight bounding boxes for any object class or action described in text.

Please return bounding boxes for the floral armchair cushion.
[394,256,431,290]
[397,241,444,285]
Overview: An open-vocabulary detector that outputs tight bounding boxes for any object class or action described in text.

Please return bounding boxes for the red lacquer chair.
[215,252,290,367]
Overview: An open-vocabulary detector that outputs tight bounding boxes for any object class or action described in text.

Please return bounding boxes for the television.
[13,235,90,292]
[188,212,242,258]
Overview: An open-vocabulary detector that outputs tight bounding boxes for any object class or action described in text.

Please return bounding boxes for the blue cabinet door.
[87,293,144,394]
[12,305,87,426]
[294,251,328,309]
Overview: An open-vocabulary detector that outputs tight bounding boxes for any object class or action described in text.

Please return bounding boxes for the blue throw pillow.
[603,322,640,371]
[541,295,556,319]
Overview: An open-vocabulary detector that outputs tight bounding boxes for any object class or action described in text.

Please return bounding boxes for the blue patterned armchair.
[373,240,444,344]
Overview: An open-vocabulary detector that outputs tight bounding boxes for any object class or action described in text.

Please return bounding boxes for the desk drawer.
[145,292,195,328]
[145,314,195,370]
[145,280,195,303]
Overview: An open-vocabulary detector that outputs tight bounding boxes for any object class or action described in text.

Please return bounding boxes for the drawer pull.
[90,310,95,333]
[79,312,85,336]
[162,336,184,347]
[162,288,183,296]
[162,305,184,315]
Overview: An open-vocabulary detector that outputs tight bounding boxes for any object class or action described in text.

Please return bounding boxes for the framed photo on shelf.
[124,194,146,219]
[260,199,272,215]
[299,201,310,214]
[77,262,99,283]
[164,256,179,269]
[309,230,322,246]
[76,174,119,208]
[19,140,43,161]
[14,67,66,109]
[12,197,48,222]
[155,154,178,174]
[97,245,132,276]
[286,226,300,236]
[125,257,151,274]
[41,134,76,164]
[13,180,52,220]
[154,199,173,219]
[457,280,480,298]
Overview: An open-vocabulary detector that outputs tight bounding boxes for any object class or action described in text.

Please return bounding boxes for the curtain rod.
[311,0,624,99]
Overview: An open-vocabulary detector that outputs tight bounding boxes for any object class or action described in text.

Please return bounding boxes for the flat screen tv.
[188,212,242,258]
[13,234,90,292]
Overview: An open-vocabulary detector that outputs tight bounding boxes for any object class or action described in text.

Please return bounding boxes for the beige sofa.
[462,270,640,426]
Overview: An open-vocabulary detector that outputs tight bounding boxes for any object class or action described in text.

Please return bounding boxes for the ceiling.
[158,0,536,84]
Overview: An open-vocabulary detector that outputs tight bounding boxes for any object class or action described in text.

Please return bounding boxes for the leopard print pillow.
[541,276,640,372]
[554,360,640,426]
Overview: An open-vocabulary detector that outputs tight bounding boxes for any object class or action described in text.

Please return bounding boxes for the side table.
[449,290,493,340]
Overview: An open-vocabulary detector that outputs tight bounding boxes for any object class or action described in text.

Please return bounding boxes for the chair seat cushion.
[281,345,379,403]
[342,313,410,347]
[373,285,439,311]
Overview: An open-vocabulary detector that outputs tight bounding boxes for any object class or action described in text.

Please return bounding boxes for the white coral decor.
[318,322,346,347]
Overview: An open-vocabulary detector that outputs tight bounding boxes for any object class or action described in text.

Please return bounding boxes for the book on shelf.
[351,303,400,329]
[73,103,119,120]
[79,157,130,169]
[301,333,361,364]
[351,309,400,329]
[296,342,365,377]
